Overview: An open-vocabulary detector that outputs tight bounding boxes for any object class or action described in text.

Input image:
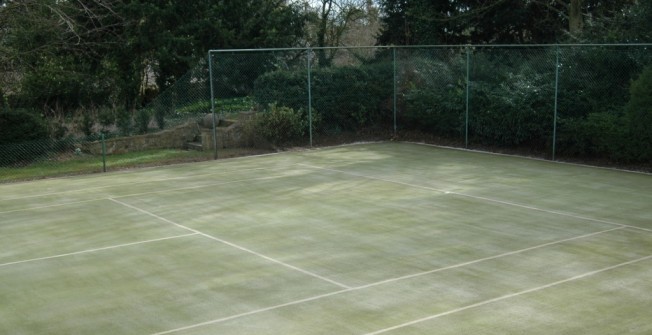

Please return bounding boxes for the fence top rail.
[208,43,652,54]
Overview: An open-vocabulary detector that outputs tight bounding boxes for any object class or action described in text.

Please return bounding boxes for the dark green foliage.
[0,110,48,145]
[135,109,151,134]
[469,71,554,148]
[253,62,393,132]
[0,110,50,166]
[557,112,631,160]
[256,104,317,146]
[98,108,115,133]
[398,52,466,136]
[116,109,133,136]
[77,110,95,137]
[557,47,641,119]
[625,65,652,160]
[253,70,308,111]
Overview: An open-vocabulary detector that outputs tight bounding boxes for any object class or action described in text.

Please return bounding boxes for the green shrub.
[400,56,466,136]
[625,65,652,160]
[253,62,393,132]
[135,109,151,134]
[256,104,318,146]
[116,109,133,136]
[0,110,50,166]
[0,110,48,145]
[470,71,554,147]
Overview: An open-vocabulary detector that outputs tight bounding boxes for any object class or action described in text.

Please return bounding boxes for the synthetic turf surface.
[1,142,651,334]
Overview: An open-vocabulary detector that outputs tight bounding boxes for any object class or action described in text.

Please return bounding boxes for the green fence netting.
[2,44,651,182]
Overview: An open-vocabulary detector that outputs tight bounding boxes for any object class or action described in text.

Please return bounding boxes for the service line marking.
[365,252,652,335]
[0,167,273,201]
[108,198,351,290]
[0,233,198,268]
[297,163,652,234]
[151,227,624,335]
[0,173,292,215]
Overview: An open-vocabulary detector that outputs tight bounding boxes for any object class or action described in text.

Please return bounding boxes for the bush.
[253,62,393,132]
[256,104,318,146]
[399,56,466,136]
[116,109,133,136]
[625,65,652,160]
[470,71,554,147]
[0,110,50,166]
[0,110,49,145]
[135,109,151,134]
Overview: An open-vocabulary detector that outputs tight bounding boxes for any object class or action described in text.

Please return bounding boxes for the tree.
[299,0,377,66]
[0,0,307,118]
[376,0,636,45]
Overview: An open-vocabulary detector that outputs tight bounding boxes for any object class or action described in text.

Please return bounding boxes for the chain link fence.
[2,44,651,182]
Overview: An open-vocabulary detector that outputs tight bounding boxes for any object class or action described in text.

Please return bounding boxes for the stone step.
[186,142,203,151]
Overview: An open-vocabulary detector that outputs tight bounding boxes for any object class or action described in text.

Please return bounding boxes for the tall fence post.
[393,47,398,136]
[101,133,107,173]
[552,45,560,161]
[208,51,218,159]
[465,46,471,148]
[307,48,314,147]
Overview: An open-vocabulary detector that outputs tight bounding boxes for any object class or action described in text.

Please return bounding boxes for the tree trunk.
[569,0,583,36]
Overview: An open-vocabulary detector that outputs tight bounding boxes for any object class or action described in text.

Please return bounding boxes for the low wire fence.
[2,44,651,182]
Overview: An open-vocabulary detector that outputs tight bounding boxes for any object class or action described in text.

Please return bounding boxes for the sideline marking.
[150,227,623,334]
[0,173,293,215]
[297,163,652,234]
[365,252,652,335]
[0,167,273,201]
[0,233,198,268]
[108,198,351,290]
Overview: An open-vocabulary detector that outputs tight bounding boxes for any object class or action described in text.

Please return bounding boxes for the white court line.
[365,252,652,335]
[409,141,652,176]
[0,233,198,268]
[297,163,652,234]
[108,198,351,290]
[150,227,622,334]
[0,174,292,215]
[0,167,277,201]
[0,198,107,215]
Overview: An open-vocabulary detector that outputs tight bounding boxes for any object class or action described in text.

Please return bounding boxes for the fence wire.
[2,44,651,182]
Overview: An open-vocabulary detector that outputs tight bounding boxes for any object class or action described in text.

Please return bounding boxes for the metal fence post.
[307,48,313,147]
[552,45,560,161]
[393,47,398,136]
[208,51,218,159]
[101,133,107,173]
[465,47,471,148]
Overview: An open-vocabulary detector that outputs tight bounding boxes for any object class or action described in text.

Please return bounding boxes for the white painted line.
[351,227,625,290]
[108,198,351,290]
[111,174,292,200]
[297,163,652,234]
[0,173,292,215]
[150,227,623,334]
[150,288,353,335]
[407,141,652,176]
[0,198,106,215]
[365,252,652,335]
[0,233,198,268]
[0,167,277,201]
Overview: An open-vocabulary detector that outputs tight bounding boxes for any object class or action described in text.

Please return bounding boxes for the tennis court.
[1,142,651,334]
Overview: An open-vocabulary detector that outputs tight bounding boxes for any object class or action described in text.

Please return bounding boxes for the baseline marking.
[108,198,351,290]
[365,252,652,335]
[0,167,274,201]
[0,233,198,268]
[0,173,292,215]
[297,163,652,234]
[150,227,622,334]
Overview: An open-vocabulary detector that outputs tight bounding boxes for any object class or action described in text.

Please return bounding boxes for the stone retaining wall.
[83,122,200,155]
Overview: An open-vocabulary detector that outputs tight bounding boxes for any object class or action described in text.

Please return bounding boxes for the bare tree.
[297,0,373,66]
